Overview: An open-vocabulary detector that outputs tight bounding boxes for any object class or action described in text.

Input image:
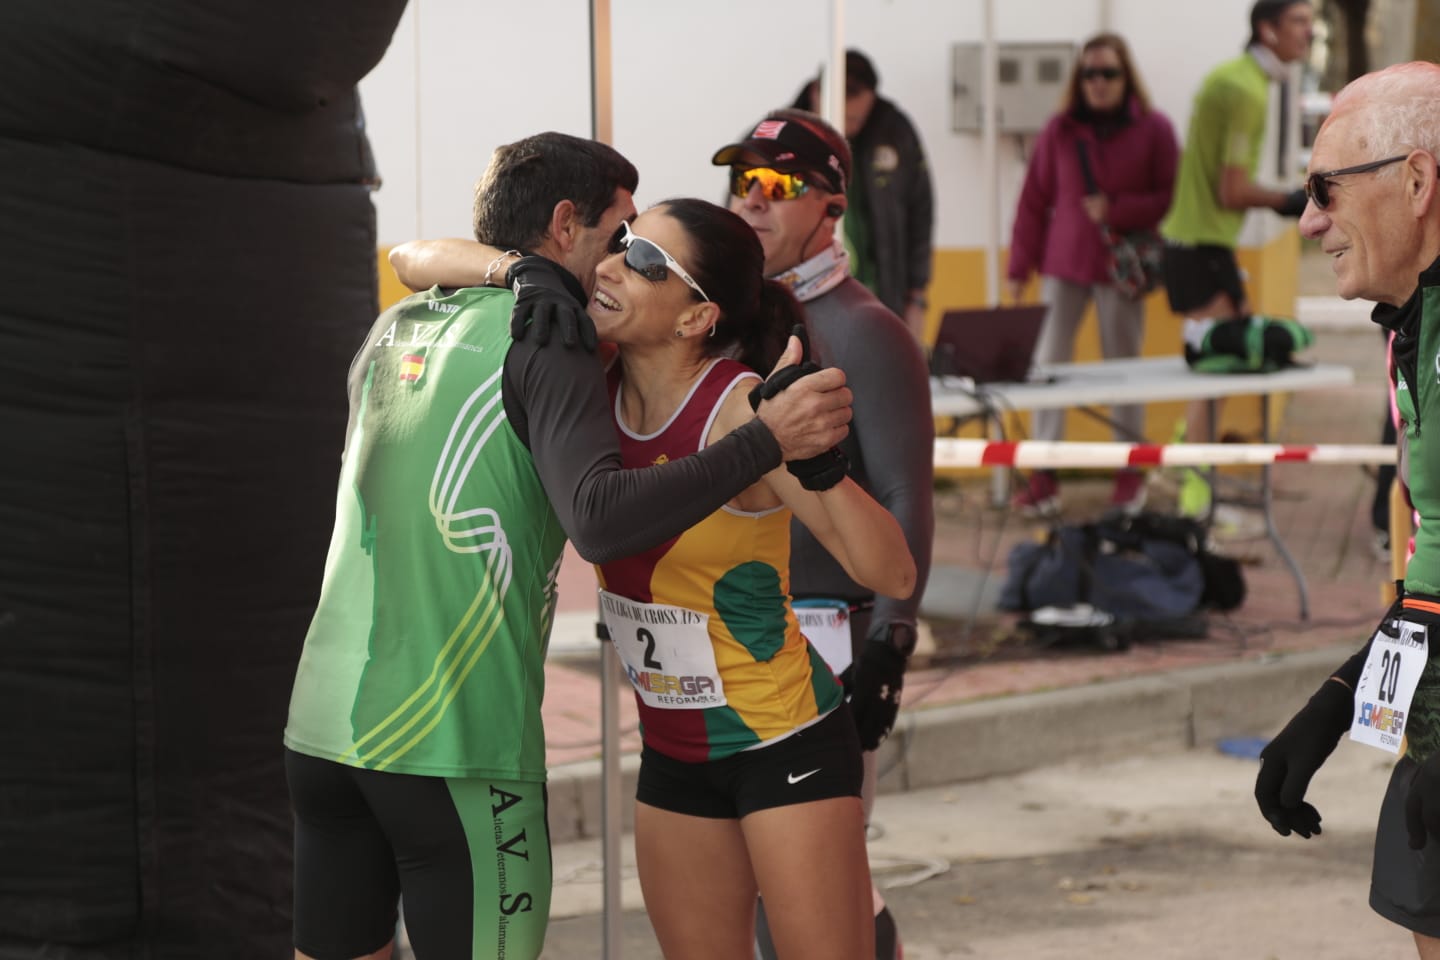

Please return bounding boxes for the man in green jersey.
[283,132,854,960]
[1160,0,1312,508]
[1254,62,1440,956]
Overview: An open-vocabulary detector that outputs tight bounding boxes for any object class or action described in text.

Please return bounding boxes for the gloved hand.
[1254,677,1354,838]
[506,256,596,351]
[746,324,849,491]
[1407,751,1440,849]
[844,639,907,751]
[1275,187,1309,218]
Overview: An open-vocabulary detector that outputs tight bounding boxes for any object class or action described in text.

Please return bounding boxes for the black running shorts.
[1161,242,1246,314]
[286,749,553,959]
[1371,755,1440,936]
[636,703,863,819]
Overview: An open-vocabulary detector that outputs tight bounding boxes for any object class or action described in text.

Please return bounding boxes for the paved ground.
[542,738,1415,959]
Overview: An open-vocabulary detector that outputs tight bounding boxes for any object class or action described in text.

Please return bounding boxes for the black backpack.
[1000,510,1245,625]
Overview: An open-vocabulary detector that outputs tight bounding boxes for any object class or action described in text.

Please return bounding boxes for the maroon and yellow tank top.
[596,357,843,762]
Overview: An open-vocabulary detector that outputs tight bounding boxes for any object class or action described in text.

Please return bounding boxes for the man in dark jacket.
[795,50,935,342]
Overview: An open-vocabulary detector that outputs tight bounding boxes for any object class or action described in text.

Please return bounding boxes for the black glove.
[1254,677,1354,838]
[1406,752,1440,849]
[844,631,910,751]
[505,255,596,351]
[1275,187,1309,218]
[747,358,819,410]
[746,324,850,491]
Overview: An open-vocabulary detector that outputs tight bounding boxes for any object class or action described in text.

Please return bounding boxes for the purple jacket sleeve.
[1008,116,1061,281]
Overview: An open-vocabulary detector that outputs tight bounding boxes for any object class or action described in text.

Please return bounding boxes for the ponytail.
[650,198,805,373]
[736,281,804,373]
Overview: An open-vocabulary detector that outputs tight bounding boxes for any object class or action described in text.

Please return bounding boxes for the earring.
[674,329,684,338]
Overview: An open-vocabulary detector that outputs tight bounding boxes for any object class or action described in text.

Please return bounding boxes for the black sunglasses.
[1305,155,1409,210]
[1080,67,1123,81]
[607,222,710,301]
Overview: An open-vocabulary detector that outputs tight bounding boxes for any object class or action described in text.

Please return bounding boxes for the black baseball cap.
[710,114,850,194]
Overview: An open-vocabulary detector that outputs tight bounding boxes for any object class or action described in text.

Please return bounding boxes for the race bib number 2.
[1350,620,1428,754]
[599,590,726,710]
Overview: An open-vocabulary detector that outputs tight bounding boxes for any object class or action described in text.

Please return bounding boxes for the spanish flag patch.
[399,353,425,382]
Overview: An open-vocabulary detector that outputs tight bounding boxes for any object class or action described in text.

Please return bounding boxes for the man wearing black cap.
[794,50,935,342]
[715,108,933,960]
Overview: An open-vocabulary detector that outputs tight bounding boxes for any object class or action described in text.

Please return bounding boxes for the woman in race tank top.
[588,198,914,960]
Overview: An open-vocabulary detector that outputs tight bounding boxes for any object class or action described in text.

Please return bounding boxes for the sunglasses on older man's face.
[608,221,710,302]
[729,167,813,202]
[1304,155,1409,210]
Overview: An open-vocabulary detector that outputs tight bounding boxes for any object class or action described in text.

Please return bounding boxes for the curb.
[543,643,1347,844]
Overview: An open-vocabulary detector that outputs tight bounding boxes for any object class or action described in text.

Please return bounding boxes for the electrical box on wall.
[951,42,1076,134]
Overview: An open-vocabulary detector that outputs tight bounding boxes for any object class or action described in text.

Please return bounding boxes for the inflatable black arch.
[0,2,408,955]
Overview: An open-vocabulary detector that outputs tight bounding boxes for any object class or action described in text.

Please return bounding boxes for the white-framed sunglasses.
[610,221,710,302]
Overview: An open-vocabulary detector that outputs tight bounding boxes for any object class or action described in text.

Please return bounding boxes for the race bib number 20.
[1350,619,1428,754]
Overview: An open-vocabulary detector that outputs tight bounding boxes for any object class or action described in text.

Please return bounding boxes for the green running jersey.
[1378,272,1440,763]
[1161,53,1270,248]
[285,286,565,781]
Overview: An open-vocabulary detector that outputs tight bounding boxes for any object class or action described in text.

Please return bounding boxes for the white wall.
[359,0,1288,250]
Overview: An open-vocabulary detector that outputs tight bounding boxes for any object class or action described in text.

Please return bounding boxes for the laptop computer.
[929,305,1048,384]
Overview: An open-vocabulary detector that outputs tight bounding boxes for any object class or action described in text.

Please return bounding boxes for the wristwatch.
[880,622,918,658]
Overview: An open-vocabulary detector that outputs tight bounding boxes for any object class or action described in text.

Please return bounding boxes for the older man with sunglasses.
[714,108,934,960]
[1253,62,1440,958]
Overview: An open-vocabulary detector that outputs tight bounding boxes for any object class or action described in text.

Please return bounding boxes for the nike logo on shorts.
[787,768,821,785]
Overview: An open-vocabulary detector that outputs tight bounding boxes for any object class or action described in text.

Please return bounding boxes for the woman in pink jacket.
[1007,32,1178,515]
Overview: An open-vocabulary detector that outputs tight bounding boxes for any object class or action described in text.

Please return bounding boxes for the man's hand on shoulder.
[753,333,852,461]
[507,256,597,352]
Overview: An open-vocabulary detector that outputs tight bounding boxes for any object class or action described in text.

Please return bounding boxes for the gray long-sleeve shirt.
[790,278,934,649]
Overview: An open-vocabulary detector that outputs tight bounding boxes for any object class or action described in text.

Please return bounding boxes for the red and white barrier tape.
[934,439,1396,469]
